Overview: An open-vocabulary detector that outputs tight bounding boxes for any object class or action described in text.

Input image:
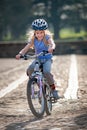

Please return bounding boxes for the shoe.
[51,90,59,99]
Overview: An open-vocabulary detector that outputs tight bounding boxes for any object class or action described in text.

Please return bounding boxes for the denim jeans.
[27,58,54,85]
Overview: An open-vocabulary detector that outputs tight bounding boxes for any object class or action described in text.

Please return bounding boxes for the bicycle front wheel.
[27,78,45,118]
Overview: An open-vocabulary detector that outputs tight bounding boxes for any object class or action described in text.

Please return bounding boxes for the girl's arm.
[47,38,56,53]
[19,43,32,55]
[16,42,32,59]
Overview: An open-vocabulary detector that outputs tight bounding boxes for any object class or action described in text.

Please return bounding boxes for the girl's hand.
[15,54,21,59]
[48,48,54,53]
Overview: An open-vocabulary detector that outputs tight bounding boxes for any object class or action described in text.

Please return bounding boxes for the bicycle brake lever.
[20,54,28,60]
[24,55,28,60]
[43,50,48,56]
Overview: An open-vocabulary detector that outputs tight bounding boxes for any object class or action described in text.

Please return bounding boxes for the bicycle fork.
[31,76,43,99]
[37,76,43,97]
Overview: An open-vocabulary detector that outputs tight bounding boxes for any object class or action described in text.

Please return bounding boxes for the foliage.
[60,28,87,40]
[0,0,87,41]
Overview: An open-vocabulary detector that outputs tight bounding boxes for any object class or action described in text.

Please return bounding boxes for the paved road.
[0,55,87,130]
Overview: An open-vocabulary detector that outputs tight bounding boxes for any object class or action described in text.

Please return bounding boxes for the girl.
[16,18,58,99]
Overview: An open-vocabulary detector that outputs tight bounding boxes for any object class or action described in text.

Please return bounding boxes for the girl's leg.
[43,59,59,99]
[26,60,36,77]
[43,59,54,85]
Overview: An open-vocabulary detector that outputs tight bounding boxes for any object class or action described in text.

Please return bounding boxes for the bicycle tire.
[44,83,52,115]
[27,78,45,118]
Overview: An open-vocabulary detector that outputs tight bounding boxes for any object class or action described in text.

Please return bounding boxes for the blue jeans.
[27,59,54,85]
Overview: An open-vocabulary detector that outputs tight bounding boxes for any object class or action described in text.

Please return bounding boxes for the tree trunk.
[50,0,60,40]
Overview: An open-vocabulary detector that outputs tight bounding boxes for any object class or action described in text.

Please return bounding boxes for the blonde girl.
[16,18,58,99]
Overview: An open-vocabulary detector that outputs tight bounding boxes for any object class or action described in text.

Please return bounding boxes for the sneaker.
[51,90,59,99]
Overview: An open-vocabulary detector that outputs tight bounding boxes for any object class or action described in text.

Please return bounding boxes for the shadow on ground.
[5,116,45,130]
[74,113,87,129]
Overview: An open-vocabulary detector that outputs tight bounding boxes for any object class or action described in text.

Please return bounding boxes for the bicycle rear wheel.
[27,78,45,118]
[45,83,52,115]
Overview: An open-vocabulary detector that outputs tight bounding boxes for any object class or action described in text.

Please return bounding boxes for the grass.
[2,27,87,41]
[59,28,87,40]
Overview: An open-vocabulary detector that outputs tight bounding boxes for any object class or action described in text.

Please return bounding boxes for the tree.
[0,0,87,41]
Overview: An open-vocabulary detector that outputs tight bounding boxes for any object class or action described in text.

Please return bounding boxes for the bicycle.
[20,51,57,118]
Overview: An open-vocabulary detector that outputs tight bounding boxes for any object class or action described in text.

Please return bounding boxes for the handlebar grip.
[20,54,28,60]
[20,55,24,58]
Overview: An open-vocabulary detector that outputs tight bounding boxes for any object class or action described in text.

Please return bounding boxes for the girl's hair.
[26,29,53,49]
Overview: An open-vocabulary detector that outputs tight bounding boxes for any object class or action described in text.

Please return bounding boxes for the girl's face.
[35,30,45,41]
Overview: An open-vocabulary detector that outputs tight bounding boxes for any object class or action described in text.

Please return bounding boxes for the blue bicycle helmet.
[32,19,48,30]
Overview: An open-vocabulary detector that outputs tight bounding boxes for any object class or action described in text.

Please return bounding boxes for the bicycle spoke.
[27,78,45,117]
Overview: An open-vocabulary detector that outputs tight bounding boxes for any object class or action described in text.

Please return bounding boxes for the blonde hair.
[26,29,53,49]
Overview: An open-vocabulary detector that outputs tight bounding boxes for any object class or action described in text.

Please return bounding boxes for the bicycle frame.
[31,72,43,98]
[20,51,53,117]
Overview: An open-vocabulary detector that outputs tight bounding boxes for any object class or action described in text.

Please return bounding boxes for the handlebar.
[20,50,49,60]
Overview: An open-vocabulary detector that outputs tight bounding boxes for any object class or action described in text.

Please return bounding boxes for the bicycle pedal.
[51,97,57,103]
